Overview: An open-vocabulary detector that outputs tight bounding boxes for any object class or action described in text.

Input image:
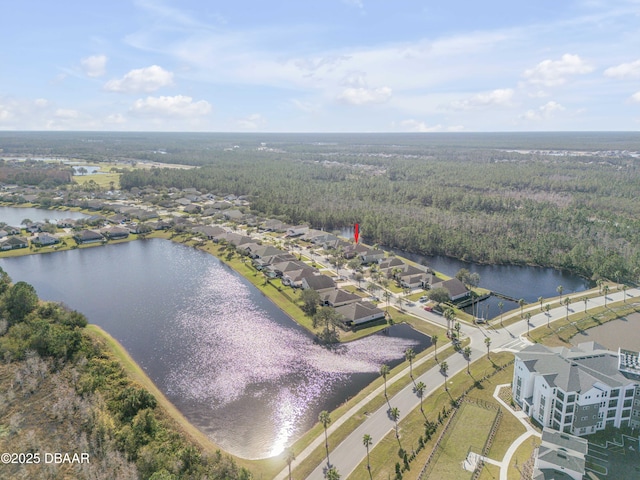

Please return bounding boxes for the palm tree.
[518,298,525,317]
[362,434,373,475]
[325,466,341,480]
[545,304,551,327]
[564,297,571,321]
[454,321,461,339]
[498,301,504,326]
[623,285,628,303]
[441,361,449,391]
[538,296,544,311]
[484,337,492,358]
[583,296,588,313]
[389,406,401,439]
[319,410,332,464]
[284,447,295,480]
[415,381,426,415]
[432,334,439,362]
[380,364,390,397]
[525,312,531,336]
[383,289,392,311]
[444,307,456,336]
[405,347,416,378]
[603,284,610,306]
[464,346,472,374]
[556,285,564,298]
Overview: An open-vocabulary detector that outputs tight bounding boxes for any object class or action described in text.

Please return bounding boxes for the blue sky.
[1,0,639,132]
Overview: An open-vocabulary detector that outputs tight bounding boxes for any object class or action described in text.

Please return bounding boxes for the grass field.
[424,402,499,480]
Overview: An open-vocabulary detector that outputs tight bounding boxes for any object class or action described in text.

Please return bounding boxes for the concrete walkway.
[274,286,639,480]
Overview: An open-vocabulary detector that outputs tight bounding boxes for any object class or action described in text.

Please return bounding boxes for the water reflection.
[0,239,427,459]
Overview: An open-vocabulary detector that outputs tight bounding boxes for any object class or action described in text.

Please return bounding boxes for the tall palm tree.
[380,364,390,397]
[284,447,295,480]
[525,312,531,336]
[383,289,392,312]
[441,361,449,391]
[405,347,416,378]
[597,278,603,294]
[518,298,525,318]
[564,297,571,321]
[325,466,340,480]
[444,307,456,336]
[319,410,332,464]
[464,346,472,374]
[432,334,439,362]
[390,406,401,439]
[362,434,373,475]
[498,301,504,326]
[603,284,610,306]
[556,285,564,298]
[583,296,588,313]
[538,296,544,311]
[545,304,551,327]
[484,337,492,358]
[623,285,628,303]
[415,381,426,415]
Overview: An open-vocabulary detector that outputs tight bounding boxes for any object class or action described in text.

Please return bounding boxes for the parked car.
[419,296,428,303]
[423,305,433,312]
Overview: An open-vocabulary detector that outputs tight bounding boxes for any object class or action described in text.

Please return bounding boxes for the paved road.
[292,286,639,480]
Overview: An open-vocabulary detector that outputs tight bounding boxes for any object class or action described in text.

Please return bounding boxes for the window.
[557,391,565,401]
[611,389,620,398]
[607,410,616,418]
[609,399,618,408]
[624,399,632,408]
[568,394,576,403]
[625,389,634,397]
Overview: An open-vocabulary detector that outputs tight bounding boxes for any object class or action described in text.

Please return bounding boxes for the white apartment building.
[513,342,640,436]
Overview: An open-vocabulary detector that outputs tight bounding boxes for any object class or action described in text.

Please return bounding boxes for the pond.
[0,238,430,459]
[0,206,88,226]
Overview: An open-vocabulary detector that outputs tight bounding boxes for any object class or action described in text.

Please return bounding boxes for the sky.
[1,0,640,132]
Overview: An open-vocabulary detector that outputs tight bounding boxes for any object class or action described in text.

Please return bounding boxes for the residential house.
[283,268,317,288]
[191,225,227,239]
[102,226,130,240]
[431,278,470,301]
[301,274,336,292]
[0,230,7,239]
[359,248,385,264]
[533,428,587,480]
[513,342,640,436]
[223,209,244,221]
[321,289,361,308]
[74,230,104,244]
[32,233,59,246]
[0,236,29,250]
[335,301,385,327]
[286,225,309,237]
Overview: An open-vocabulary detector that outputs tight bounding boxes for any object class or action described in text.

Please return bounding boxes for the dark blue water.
[0,238,429,459]
[339,227,591,318]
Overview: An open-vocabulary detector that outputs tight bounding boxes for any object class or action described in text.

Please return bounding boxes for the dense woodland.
[3,132,640,281]
[0,268,252,480]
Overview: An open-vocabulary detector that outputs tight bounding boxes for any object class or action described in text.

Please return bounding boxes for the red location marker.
[354,223,359,243]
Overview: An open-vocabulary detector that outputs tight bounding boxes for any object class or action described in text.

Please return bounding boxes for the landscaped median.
[289,338,466,480]
[348,352,520,480]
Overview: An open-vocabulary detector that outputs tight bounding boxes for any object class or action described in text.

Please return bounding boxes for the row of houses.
[205,226,386,328]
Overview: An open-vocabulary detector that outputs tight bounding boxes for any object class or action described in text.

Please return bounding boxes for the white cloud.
[400,120,463,132]
[450,88,514,109]
[106,113,126,124]
[337,86,392,105]
[604,59,640,79]
[105,65,174,93]
[520,101,565,120]
[54,108,80,119]
[523,54,593,87]
[81,54,108,78]
[129,95,212,117]
[34,98,49,108]
[631,92,640,103]
[236,113,265,129]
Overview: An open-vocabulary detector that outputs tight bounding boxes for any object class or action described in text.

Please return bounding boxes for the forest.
[2,131,640,282]
[0,268,252,480]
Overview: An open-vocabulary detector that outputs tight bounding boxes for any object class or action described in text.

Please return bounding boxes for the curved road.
[276,286,638,480]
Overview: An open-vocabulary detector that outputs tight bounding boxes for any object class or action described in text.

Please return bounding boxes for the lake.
[0,238,429,459]
[0,206,88,226]
[338,227,591,319]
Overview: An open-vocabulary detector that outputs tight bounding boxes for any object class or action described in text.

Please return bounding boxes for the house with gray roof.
[431,278,469,301]
[301,274,336,292]
[0,236,28,250]
[335,301,385,327]
[533,428,587,480]
[321,289,361,308]
[32,233,59,246]
[513,342,640,436]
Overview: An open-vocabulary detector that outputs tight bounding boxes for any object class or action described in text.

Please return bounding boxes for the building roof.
[303,275,336,291]
[335,301,384,322]
[517,342,637,393]
[321,288,361,306]
[431,278,469,298]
